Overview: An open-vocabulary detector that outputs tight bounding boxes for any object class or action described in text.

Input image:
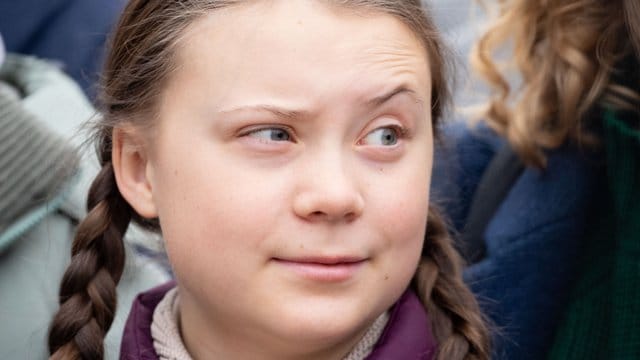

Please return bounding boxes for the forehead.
[167,0,431,109]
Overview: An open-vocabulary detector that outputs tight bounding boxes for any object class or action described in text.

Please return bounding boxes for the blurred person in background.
[0,32,168,359]
[431,0,640,358]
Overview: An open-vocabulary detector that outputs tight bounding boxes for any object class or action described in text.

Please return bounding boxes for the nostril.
[344,212,357,222]
[305,210,358,222]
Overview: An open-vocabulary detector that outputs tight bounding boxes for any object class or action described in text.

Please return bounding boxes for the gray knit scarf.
[0,66,78,235]
[152,288,390,360]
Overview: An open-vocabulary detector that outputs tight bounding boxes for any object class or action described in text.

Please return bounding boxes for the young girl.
[48,1,489,359]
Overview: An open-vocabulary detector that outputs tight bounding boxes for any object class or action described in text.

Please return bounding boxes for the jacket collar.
[120,282,436,360]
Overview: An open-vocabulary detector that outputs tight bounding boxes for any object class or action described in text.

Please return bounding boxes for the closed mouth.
[273,256,366,265]
[272,256,367,282]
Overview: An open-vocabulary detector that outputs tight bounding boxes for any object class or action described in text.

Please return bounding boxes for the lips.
[273,256,366,282]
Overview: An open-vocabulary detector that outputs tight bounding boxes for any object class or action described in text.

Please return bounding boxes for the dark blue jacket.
[431,121,605,359]
[0,0,126,95]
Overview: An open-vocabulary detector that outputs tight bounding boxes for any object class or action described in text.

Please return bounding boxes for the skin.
[114,1,433,359]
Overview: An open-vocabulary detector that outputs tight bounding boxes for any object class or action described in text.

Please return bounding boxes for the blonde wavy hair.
[472,0,640,167]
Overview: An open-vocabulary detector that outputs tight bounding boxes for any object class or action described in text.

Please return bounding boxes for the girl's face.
[125,1,433,358]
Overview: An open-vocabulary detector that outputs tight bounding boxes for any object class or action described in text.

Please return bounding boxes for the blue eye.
[362,127,400,146]
[247,128,292,142]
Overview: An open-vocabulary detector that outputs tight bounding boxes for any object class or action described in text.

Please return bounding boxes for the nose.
[292,155,364,223]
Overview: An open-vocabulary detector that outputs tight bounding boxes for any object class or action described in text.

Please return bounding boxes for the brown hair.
[472,0,640,167]
[48,1,489,359]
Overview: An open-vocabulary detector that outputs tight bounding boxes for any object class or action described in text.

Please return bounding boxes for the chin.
[267,296,385,347]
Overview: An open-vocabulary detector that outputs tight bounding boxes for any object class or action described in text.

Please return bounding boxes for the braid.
[48,161,133,359]
[414,207,490,360]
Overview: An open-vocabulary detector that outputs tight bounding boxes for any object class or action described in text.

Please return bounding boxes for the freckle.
[384,274,389,280]
[379,168,384,173]
[300,244,305,249]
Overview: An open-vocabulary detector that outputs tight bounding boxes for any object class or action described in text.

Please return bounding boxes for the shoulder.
[0,215,170,360]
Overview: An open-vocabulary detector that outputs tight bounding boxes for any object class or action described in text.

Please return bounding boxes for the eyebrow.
[217,85,422,119]
[218,104,308,120]
[366,85,422,108]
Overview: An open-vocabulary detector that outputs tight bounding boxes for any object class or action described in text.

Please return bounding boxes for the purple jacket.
[120,282,437,359]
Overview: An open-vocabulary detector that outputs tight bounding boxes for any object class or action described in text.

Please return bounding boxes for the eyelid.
[239,124,292,135]
[239,124,297,143]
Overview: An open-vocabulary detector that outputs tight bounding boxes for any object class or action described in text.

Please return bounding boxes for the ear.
[112,126,158,219]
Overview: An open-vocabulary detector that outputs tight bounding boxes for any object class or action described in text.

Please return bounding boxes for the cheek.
[380,184,429,256]
[150,142,294,279]
[372,150,431,277]
[384,139,432,228]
